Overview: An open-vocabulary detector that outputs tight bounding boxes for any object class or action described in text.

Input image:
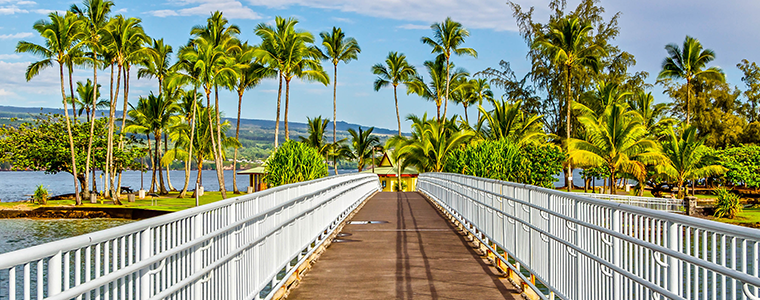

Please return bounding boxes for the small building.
[237,165,268,193]
[361,152,418,192]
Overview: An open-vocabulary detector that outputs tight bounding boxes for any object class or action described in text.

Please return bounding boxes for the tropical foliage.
[713,187,742,219]
[264,140,328,187]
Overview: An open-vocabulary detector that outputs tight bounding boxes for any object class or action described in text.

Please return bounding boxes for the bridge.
[1,173,759,300]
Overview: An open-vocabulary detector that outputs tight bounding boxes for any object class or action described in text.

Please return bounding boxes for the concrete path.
[287,192,520,299]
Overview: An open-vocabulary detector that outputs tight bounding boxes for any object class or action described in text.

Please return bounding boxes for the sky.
[0,0,758,132]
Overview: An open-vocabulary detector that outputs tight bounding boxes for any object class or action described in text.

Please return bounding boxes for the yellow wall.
[379,177,417,192]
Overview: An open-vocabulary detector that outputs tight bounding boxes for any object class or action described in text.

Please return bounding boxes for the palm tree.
[299,116,332,160]
[16,12,84,204]
[406,55,468,121]
[230,43,274,193]
[628,91,675,138]
[391,116,474,172]
[421,17,478,120]
[658,35,725,124]
[477,98,545,145]
[532,16,605,191]
[658,126,726,198]
[71,0,113,199]
[568,103,666,194]
[190,11,241,199]
[577,81,631,118]
[347,127,379,171]
[125,93,179,195]
[170,54,202,198]
[372,52,417,136]
[102,14,148,199]
[254,16,329,143]
[319,27,361,145]
[73,79,108,121]
[449,77,475,124]
[470,78,494,122]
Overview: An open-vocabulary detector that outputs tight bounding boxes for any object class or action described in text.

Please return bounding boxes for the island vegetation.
[1,0,759,225]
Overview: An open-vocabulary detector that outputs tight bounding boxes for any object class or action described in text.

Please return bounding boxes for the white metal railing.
[0,173,379,300]
[417,173,760,300]
[574,192,685,213]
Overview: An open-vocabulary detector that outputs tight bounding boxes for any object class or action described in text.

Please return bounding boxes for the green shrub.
[444,140,565,188]
[714,187,743,219]
[33,184,48,205]
[264,140,328,187]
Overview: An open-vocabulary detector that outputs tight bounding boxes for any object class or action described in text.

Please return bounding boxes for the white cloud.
[331,17,353,24]
[33,8,66,14]
[16,1,35,5]
[0,54,21,59]
[149,0,262,20]
[0,61,60,97]
[397,24,430,30]
[0,6,27,14]
[244,0,536,31]
[0,88,16,96]
[0,32,31,39]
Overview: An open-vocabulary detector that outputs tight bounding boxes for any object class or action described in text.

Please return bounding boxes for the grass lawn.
[710,207,760,227]
[0,191,245,212]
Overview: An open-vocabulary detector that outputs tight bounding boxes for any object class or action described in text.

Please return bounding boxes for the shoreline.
[0,206,170,220]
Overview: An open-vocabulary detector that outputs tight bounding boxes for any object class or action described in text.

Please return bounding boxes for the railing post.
[228,204,237,299]
[193,215,203,299]
[139,228,151,300]
[667,220,679,296]
[49,251,62,296]
[612,209,621,299]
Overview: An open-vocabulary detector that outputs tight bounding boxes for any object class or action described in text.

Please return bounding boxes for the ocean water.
[0,218,134,255]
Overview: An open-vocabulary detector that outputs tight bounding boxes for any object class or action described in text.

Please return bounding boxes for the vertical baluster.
[8,266,15,300]
[24,263,30,300]
[37,259,42,299]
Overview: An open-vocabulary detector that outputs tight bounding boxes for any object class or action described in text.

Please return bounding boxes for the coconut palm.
[658,126,726,198]
[125,93,179,195]
[71,0,113,199]
[16,11,84,204]
[391,116,474,172]
[72,79,109,120]
[299,116,331,160]
[449,77,475,124]
[372,52,417,136]
[319,27,361,145]
[406,55,468,121]
[102,14,148,198]
[627,91,675,138]
[230,42,275,193]
[658,36,725,124]
[478,98,545,145]
[189,11,241,199]
[421,17,478,120]
[568,103,666,194]
[577,81,631,118]
[167,60,202,198]
[181,36,237,199]
[254,16,329,143]
[531,16,605,191]
[469,78,494,122]
[347,127,379,171]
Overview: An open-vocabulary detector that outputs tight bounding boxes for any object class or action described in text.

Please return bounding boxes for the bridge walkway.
[287,192,520,299]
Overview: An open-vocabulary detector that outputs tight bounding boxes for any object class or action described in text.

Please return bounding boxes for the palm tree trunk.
[115,64,131,200]
[274,72,282,148]
[686,78,691,124]
[284,77,291,140]
[60,64,81,205]
[148,133,156,193]
[156,131,167,194]
[68,65,77,122]
[165,132,176,192]
[179,87,198,198]
[565,66,572,192]
[333,64,338,176]
[233,90,243,194]
[463,104,469,125]
[394,85,401,136]
[84,55,99,200]
[610,169,617,194]
[443,54,451,121]
[214,85,227,199]
[106,64,122,199]
[192,156,203,199]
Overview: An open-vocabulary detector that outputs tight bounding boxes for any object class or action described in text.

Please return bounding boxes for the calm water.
[0,218,133,254]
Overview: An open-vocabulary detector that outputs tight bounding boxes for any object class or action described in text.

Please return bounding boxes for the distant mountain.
[0,105,402,135]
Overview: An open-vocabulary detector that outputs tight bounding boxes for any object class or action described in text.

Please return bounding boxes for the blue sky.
[0,0,758,132]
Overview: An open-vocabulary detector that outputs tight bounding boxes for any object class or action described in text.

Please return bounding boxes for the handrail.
[0,173,380,300]
[418,173,760,300]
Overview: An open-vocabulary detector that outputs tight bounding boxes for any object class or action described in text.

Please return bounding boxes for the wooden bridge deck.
[287,192,520,300]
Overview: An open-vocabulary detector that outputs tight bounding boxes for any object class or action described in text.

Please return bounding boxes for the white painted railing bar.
[0,173,380,300]
[573,192,685,213]
[417,173,760,300]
